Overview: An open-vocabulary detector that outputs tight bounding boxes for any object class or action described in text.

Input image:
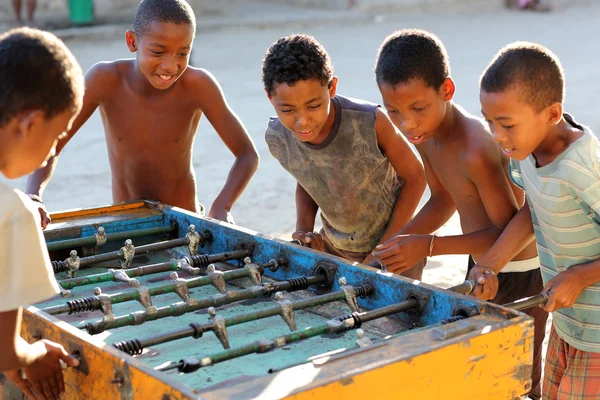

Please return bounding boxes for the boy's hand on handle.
[20,340,80,400]
[37,205,51,230]
[27,195,51,229]
[291,231,324,252]
[208,205,235,224]
[371,234,430,275]
[467,265,499,300]
[542,269,586,312]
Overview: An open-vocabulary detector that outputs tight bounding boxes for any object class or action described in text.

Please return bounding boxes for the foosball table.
[2,201,538,399]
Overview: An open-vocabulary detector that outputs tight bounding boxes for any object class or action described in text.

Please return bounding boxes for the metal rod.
[57,260,179,290]
[113,284,372,355]
[44,260,271,316]
[447,280,476,295]
[56,249,250,290]
[157,297,418,372]
[47,226,175,252]
[84,274,327,335]
[53,237,189,272]
[503,293,548,311]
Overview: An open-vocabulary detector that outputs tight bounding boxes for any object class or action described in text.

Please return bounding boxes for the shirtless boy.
[27,0,259,226]
[370,30,547,399]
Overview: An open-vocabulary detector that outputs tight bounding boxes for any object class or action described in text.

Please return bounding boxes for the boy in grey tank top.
[261,34,426,277]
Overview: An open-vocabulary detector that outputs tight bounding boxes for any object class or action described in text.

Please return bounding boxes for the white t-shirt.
[0,181,59,312]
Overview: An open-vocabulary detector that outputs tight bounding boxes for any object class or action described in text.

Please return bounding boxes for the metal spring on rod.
[354,284,373,298]
[113,339,144,355]
[188,254,210,268]
[336,312,363,331]
[67,296,101,314]
[287,277,310,291]
[52,260,66,273]
[440,315,466,325]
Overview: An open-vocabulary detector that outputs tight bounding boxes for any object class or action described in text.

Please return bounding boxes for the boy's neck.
[532,115,584,167]
[432,102,457,143]
[131,61,170,96]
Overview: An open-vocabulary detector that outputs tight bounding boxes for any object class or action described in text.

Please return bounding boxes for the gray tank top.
[265,95,402,252]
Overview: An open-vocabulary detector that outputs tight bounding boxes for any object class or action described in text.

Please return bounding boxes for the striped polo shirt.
[509,114,600,353]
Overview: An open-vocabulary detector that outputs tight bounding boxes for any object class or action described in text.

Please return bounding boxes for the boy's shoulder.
[0,181,34,223]
[334,95,379,116]
[452,106,505,174]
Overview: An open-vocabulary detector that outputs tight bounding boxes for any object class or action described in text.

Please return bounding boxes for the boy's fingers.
[55,371,65,394]
[31,381,48,400]
[544,292,556,312]
[58,353,79,368]
[47,377,59,398]
[375,235,404,250]
[372,245,402,260]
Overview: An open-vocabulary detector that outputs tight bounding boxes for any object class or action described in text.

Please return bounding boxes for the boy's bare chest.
[424,145,479,202]
[100,90,202,146]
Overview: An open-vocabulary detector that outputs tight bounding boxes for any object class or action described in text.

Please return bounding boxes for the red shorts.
[543,325,600,399]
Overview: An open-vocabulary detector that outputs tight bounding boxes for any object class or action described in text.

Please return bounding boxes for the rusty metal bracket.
[406,291,429,314]
[312,260,338,294]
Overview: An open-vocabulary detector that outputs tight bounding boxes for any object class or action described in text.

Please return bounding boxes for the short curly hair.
[262,34,334,95]
[480,42,564,112]
[0,28,84,128]
[375,29,450,90]
[133,0,196,37]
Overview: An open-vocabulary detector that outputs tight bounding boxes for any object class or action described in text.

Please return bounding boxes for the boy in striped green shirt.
[470,42,600,398]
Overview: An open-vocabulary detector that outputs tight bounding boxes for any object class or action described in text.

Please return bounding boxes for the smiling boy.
[26,0,259,226]
[262,34,426,274]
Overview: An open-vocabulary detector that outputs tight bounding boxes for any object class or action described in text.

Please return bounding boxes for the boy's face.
[127,21,194,90]
[1,105,80,179]
[378,78,454,145]
[267,78,338,145]
[480,88,550,161]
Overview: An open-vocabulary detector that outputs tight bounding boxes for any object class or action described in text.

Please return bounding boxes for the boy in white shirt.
[0,28,84,400]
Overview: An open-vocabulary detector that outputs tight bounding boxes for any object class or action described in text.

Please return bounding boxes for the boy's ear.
[329,77,339,98]
[440,77,456,101]
[125,30,137,52]
[17,110,44,139]
[546,102,563,125]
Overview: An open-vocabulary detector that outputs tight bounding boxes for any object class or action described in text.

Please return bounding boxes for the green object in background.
[68,0,95,25]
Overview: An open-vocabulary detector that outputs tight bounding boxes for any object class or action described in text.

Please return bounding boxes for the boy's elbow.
[242,147,260,172]
[406,167,426,195]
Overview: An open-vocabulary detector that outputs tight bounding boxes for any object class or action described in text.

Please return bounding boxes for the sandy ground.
[2,4,600,391]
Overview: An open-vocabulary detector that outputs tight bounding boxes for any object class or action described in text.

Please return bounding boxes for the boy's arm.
[1,308,79,399]
[194,69,259,222]
[26,62,114,227]
[469,201,535,299]
[370,128,454,270]
[373,108,426,242]
[292,183,324,251]
[428,146,528,256]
